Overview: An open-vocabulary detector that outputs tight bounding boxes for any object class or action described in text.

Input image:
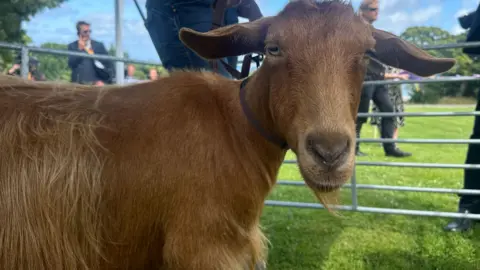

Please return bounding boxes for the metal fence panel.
[1,40,480,220]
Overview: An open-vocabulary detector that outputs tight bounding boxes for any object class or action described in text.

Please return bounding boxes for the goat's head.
[179,0,455,202]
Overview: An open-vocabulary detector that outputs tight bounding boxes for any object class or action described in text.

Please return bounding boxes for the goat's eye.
[266,45,281,56]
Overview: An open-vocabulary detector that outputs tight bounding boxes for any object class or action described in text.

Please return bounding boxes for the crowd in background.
[5,20,161,86]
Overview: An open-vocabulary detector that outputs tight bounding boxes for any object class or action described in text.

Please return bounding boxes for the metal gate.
[1,40,480,220]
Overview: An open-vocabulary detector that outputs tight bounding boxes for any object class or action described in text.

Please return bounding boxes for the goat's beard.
[312,189,342,217]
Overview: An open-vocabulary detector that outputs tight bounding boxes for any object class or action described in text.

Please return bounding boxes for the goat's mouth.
[296,145,355,208]
[298,164,353,192]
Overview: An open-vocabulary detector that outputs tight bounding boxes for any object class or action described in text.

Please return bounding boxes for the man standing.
[67,21,112,85]
[356,0,412,157]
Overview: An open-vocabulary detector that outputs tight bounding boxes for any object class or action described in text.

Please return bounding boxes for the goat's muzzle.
[297,130,356,210]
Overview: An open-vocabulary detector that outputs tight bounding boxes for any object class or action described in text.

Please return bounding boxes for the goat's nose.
[306,132,351,167]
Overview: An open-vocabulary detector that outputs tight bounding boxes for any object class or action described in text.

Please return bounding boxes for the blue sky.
[23,0,480,63]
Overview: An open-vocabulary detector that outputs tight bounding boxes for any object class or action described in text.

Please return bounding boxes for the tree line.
[401,27,480,104]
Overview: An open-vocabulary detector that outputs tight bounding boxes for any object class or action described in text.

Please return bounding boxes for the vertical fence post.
[20,47,29,79]
[351,162,358,211]
[115,0,125,85]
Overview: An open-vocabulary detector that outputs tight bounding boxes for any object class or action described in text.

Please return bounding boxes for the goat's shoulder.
[163,70,235,94]
[153,70,239,110]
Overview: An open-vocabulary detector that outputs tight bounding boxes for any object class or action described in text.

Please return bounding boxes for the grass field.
[261,105,480,270]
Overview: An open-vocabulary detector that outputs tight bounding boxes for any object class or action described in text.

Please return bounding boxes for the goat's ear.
[179,17,273,60]
[371,28,456,77]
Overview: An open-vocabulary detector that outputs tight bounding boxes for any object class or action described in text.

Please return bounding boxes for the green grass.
[261,105,480,270]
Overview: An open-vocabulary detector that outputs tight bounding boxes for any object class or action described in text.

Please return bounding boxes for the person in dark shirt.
[355,0,412,158]
[6,55,45,81]
[67,21,112,85]
[444,4,480,232]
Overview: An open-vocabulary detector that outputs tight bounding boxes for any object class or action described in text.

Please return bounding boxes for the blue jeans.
[224,8,239,70]
[145,0,231,78]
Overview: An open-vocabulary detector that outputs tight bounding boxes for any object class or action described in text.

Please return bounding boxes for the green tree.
[34,42,71,81]
[401,26,480,103]
[0,0,67,70]
[108,44,130,59]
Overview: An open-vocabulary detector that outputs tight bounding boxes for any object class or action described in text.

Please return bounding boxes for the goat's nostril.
[307,134,350,167]
[316,142,348,163]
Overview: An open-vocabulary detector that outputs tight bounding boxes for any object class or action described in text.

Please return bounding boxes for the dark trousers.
[458,91,480,213]
[356,84,396,152]
[144,0,231,78]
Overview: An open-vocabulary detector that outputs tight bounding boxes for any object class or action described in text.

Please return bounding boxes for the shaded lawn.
[261,105,480,270]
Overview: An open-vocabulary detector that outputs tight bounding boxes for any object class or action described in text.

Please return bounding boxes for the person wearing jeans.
[144,0,231,77]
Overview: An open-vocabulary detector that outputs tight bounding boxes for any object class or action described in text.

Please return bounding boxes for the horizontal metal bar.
[356,161,480,169]
[282,160,480,169]
[363,76,480,86]
[422,41,480,50]
[0,41,162,66]
[1,41,479,74]
[357,138,480,144]
[276,180,480,195]
[239,42,480,65]
[0,42,22,50]
[358,111,480,117]
[265,200,480,220]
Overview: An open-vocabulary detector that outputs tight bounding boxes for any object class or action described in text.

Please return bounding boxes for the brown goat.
[0,1,455,269]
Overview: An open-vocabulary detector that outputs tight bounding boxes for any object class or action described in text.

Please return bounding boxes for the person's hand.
[8,64,20,74]
[78,39,86,51]
[94,80,104,86]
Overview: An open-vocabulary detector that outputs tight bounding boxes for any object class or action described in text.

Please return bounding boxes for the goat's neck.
[238,73,287,187]
[243,74,284,148]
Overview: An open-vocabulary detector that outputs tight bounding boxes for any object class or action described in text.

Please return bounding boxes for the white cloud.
[389,12,409,24]
[455,8,471,18]
[451,24,466,35]
[412,5,442,23]
[371,4,443,35]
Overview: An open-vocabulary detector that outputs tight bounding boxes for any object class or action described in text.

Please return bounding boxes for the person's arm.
[67,42,84,70]
[93,41,114,83]
[384,72,409,80]
[236,0,263,21]
[7,64,20,75]
[96,42,114,70]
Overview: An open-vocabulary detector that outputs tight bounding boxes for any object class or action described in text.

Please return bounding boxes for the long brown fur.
[0,1,453,269]
[0,76,110,269]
